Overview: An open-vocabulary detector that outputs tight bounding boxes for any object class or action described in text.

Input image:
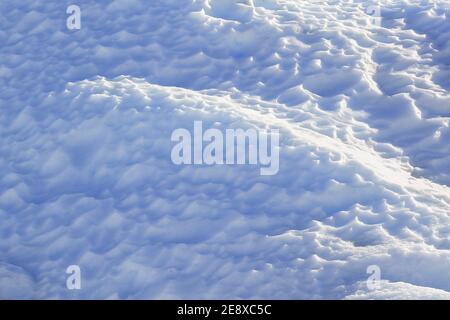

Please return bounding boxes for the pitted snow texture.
[1,0,450,299]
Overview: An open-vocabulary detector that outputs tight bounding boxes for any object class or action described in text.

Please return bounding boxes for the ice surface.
[1,0,450,299]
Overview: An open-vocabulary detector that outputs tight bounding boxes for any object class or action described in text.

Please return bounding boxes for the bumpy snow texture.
[1,0,450,299]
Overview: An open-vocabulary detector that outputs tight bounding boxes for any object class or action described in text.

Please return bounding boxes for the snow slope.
[1,0,450,299]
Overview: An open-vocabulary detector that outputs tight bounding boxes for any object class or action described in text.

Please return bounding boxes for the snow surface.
[1,0,450,299]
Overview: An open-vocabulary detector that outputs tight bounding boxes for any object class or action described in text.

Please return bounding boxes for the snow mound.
[1,0,450,299]
[345,281,450,300]
[2,76,450,299]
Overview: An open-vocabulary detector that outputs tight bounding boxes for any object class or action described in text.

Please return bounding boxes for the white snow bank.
[1,76,450,299]
[345,281,450,300]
